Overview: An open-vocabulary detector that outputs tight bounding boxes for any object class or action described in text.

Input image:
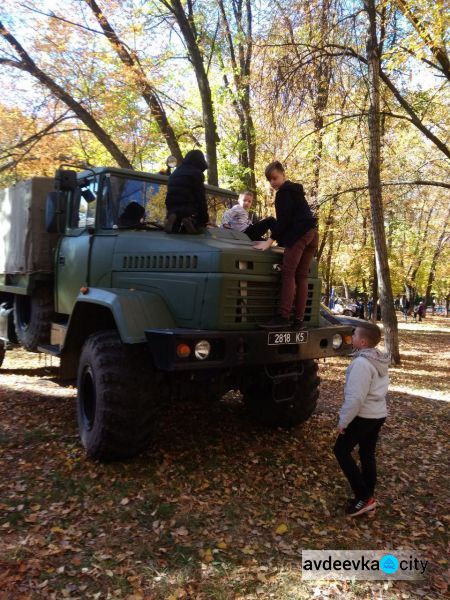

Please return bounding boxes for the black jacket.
[165,150,209,226]
[271,180,317,247]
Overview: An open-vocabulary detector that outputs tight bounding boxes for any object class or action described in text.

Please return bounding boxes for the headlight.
[332,334,343,349]
[194,340,211,360]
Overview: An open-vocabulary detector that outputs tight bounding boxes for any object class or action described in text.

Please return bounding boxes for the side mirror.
[81,188,96,202]
[55,169,77,191]
[45,191,66,233]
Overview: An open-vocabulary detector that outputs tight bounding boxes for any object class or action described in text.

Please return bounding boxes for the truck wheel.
[242,360,320,428]
[0,340,5,368]
[77,330,157,461]
[14,287,53,351]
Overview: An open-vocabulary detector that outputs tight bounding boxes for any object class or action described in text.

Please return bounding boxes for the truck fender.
[60,288,175,379]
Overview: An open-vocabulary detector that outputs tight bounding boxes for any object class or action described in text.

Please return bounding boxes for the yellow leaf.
[275,523,288,535]
[203,548,213,563]
[216,541,227,549]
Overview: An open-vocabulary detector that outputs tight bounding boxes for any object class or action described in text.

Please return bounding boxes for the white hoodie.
[338,348,389,429]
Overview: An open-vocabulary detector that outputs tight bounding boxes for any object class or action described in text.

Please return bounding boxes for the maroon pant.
[279,228,319,319]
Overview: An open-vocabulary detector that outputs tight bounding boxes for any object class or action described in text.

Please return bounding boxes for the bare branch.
[319,180,450,205]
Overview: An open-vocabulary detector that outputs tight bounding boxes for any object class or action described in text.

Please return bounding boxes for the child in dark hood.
[254,161,318,329]
[165,149,209,233]
[334,324,389,517]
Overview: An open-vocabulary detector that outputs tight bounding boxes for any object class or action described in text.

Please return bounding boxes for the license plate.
[267,331,308,345]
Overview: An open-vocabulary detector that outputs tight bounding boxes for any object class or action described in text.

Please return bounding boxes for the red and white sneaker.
[345,497,376,516]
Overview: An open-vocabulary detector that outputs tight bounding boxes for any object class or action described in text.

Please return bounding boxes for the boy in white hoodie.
[333,325,389,517]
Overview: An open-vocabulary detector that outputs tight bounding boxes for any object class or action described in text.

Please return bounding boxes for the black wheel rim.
[16,296,32,331]
[80,366,96,431]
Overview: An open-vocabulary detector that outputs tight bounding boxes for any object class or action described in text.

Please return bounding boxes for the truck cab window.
[101,176,168,228]
[69,179,98,229]
[207,192,236,226]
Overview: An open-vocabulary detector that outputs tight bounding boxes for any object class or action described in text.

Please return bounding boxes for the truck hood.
[111,228,285,274]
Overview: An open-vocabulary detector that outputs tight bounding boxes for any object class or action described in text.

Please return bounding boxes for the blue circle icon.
[380,554,399,574]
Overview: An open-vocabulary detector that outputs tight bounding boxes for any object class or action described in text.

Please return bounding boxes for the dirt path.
[1,317,448,599]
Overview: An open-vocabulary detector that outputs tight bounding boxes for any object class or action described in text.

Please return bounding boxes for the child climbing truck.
[254,161,318,330]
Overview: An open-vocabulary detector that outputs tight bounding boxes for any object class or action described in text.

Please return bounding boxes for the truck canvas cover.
[0,177,58,274]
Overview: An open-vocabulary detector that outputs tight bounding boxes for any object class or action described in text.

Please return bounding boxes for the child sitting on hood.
[334,324,389,517]
[164,149,209,234]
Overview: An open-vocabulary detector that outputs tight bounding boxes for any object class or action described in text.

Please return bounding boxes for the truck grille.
[122,255,198,270]
[222,279,315,324]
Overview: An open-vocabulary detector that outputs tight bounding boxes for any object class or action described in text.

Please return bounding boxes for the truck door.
[56,182,97,315]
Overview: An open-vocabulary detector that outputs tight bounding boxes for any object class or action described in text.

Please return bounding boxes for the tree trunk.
[343,280,350,300]
[0,21,132,169]
[217,0,255,191]
[365,0,400,363]
[371,253,378,323]
[309,0,332,212]
[85,0,182,164]
[165,0,219,185]
[317,206,334,262]
[425,206,450,307]
[324,223,334,305]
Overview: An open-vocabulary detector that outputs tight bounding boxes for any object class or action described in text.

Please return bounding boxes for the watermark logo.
[380,554,399,574]
[302,550,427,580]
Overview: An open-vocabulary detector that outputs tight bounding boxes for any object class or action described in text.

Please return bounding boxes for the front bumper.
[145,325,352,371]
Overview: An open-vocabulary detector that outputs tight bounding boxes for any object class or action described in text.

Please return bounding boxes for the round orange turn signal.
[176,343,191,359]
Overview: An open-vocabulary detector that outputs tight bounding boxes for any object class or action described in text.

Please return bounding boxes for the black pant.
[244,217,277,241]
[333,416,386,501]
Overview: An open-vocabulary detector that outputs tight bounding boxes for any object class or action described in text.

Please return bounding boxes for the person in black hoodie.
[254,161,318,329]
[164,149,209,233]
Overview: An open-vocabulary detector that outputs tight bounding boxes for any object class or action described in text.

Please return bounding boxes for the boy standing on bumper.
[334,325,389,517]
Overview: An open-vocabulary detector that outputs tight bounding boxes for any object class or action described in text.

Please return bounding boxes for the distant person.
[221,191,276,241]
[164,149,209,234]
[356,299,365,319]
[334,324,389,517]
[368,299,373,320]
[376,302,381,321]
[253,161,318,330]
[415,301,425,322]
[403,299,411,322]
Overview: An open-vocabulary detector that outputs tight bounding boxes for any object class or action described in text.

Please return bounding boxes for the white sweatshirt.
[338,348,389,429]
[221,204,251,232]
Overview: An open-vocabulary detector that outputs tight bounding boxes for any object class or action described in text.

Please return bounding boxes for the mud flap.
[0,302,14,342]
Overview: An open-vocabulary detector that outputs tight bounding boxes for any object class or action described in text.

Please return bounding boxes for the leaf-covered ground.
[1,316,449,599]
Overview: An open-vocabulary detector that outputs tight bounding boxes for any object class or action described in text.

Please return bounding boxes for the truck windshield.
[102,176,167,228]
[101,174,238,228]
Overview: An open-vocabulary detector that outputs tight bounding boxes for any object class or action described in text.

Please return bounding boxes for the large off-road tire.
[0,340,5,368]
[242,359,320,428]
[77,330,158,461]
[14,287,53,351]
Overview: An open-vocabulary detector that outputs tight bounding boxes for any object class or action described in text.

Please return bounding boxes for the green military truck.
[0,167,352,461]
